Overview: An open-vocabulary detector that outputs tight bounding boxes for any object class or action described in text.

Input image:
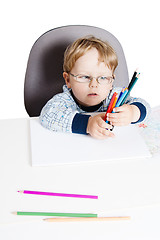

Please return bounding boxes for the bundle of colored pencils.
[104,69,140,122]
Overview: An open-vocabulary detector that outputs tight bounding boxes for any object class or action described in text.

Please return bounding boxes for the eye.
[100,76,107,80]
[98,76,109,81]
[77,75,91,82]
[99,76,113,81]
[80,75,90,80]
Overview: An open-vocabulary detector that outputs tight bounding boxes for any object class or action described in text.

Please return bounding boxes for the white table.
[1,118,160,239]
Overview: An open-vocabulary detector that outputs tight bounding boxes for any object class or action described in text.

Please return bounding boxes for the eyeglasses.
[69,73,114,84]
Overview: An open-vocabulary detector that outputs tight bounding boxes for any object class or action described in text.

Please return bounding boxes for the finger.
[113,105,126,113]
[98,118,113,130]
[91,131,109,140]
[110,116,126,124]
[107,111,125,122]
[98,128,115,138]
[110,119,129,126]
[109,116,125,123]
[110,121,124,127]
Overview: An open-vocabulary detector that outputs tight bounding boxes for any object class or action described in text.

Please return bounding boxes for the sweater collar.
[71,90,103,112]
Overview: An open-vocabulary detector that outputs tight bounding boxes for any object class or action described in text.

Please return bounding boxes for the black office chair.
[24,25,129,117]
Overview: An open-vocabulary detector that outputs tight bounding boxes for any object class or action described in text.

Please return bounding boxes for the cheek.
[101,84,112,96]
[72,85,86,98]
[109,83,113,91]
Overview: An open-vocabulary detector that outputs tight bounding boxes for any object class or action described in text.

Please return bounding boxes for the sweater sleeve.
[39,93,78,133]
[72,113,91,134]
[130,102,146,124]
[125,95,151,124]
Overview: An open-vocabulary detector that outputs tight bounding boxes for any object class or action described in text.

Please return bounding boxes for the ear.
[63,72,71,88]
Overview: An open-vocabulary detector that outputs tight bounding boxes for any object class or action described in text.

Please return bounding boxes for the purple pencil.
[17,190,98,199]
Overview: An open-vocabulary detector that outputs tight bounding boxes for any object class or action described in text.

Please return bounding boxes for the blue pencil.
[115,89,128,107]
[107,89,128,131]
[116,87,125,103]
[120,74,140,105]
[111,88,124,113]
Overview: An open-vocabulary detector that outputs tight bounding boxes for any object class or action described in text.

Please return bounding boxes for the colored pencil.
[111,87,125,113]
[106,94,118,124]
[104,92,117,121]
[13,212,98,217]
[116,87,125,103]
[112,94,118,109]
[120,73,140,105]
[43,216,131,222]
[115,88,128,107]
[17,190,98,199]
[128,69,138,91]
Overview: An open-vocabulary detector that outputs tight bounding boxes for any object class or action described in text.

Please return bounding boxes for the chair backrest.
[24,25,129,117]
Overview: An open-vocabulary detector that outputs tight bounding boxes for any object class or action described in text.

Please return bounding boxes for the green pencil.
[13,212,97,217]
[120,73,140,105]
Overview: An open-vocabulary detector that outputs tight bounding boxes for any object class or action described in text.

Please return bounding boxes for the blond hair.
[63,36,118,73]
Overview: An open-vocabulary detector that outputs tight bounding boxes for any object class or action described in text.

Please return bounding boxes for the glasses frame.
[69,73,114,85]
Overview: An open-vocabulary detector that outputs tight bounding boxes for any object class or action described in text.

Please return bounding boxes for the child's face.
[63,48,113,107]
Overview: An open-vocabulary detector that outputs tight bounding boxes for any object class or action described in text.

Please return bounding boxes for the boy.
[39,36,150,139]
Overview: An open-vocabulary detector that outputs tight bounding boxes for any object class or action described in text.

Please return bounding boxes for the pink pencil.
[17,190,98,199]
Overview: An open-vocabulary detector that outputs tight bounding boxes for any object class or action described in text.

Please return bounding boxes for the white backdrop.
[0,0,159,119]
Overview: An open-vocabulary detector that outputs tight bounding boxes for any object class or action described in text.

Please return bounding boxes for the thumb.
[113,105,125,112]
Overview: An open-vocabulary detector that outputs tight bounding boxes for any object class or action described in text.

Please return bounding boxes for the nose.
[89,77,98,88]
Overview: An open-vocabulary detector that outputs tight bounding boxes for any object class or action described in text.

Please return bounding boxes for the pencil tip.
[12,212,17,215]
[137,73,140,78]
[17,190,23,193]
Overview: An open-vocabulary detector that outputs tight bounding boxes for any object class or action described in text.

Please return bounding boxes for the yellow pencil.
[43,216,131,222]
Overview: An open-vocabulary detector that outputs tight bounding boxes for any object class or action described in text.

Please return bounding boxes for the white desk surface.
[1,118,160,239]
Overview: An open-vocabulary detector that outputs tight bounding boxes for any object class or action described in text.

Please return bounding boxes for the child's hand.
[86,113,115,139]
[107,104,140,126]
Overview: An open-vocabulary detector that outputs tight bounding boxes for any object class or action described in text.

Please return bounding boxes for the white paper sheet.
[30,118,151,166]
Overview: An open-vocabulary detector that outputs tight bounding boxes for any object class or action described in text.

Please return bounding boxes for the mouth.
[87,93,98,96]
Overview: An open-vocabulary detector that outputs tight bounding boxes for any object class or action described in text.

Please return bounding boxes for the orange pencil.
[104,92,117,121]
[112,94,118,110]
[43,216,131,222]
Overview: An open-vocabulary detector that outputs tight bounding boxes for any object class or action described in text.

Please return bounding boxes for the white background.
[0,0,159,119]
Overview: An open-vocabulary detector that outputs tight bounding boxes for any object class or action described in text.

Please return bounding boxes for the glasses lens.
[98,76,113,84]
[76,75,91,83]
